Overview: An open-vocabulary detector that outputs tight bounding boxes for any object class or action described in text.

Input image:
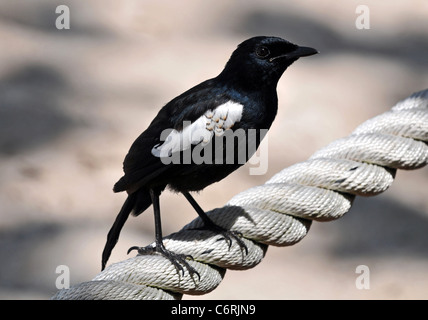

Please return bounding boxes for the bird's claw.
[128,244,200,281]
[215,228,248,255]
[192,223,248,255]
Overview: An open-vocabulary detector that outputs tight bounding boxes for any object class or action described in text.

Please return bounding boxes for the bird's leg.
[182,191,248,255]
[128,188,200,280]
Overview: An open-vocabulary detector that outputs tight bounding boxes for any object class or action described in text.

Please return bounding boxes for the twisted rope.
[52,89,428,300]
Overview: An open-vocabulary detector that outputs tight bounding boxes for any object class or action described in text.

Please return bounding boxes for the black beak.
[289,46,318,58]
[269,45,318,62]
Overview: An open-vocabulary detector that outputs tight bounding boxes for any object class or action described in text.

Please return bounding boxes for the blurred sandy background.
[0,0,427,300]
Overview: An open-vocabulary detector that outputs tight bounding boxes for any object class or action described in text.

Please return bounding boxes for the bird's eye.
[255,46,270,58]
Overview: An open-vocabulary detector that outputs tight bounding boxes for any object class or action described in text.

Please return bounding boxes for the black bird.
[102,36,317,272]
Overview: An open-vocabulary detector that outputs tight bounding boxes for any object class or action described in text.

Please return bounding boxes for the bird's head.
[219,36,318,90]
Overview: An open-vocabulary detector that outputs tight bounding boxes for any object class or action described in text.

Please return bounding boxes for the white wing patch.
[151,101,244,158]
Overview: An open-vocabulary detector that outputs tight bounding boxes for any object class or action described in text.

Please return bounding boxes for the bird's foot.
[195,222,248,255]
[127,244,200,280]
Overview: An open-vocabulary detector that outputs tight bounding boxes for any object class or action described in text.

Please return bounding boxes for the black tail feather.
[101,189,152,270]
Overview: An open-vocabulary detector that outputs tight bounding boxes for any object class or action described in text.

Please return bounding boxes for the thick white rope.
[52,89,428,300]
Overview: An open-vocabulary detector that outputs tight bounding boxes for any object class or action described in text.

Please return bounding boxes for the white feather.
[151,101,244,157]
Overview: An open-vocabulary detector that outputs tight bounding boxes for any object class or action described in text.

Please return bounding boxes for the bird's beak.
[269,46,318,62]
[288,46,319,59]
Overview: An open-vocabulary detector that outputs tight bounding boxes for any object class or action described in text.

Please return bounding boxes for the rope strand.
[52,89,428,300]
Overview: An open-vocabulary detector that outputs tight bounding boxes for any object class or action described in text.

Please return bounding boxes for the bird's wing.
[114,80,244,193]
[151,100,244,158]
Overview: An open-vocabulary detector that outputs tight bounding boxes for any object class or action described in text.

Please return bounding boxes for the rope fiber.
[52,89,428,300]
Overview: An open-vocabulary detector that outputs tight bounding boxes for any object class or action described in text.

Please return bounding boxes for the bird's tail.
[101,189,152,270]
